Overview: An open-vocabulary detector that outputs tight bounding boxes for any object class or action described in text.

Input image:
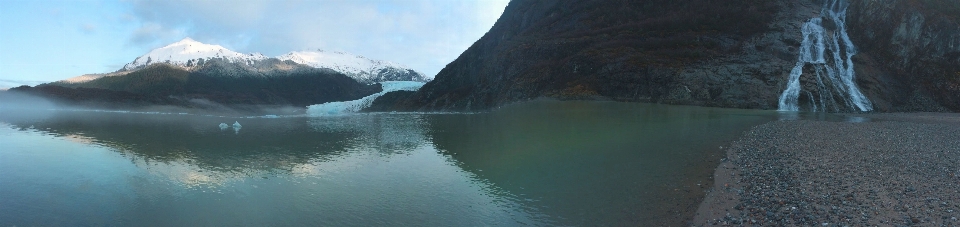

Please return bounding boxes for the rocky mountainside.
[379,0,959,112]
[846,0,960,112]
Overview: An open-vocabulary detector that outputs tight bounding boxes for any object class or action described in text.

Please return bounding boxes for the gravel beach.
[693,113,960,226]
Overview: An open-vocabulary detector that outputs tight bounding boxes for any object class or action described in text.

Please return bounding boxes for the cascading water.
[778,0,873,112]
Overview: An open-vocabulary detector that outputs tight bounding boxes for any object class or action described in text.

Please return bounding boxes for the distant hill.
[14,61,381,113]
[5,38,439,113]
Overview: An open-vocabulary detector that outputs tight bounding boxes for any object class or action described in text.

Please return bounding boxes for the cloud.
[122,0,509,77]
[128,22,185,46]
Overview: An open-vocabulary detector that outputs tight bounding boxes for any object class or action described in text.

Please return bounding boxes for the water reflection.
[0,101,777,226]
[0,110,545,226]
[776,110,873,123]
[427,102,777,225]
[306,114,430,154]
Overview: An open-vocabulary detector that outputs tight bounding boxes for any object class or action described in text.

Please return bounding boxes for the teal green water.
[0,101,776,226]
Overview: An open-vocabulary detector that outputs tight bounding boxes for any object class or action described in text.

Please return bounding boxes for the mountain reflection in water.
[0,101,775,226]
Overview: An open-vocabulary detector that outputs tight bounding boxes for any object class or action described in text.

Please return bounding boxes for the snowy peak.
[277,49,427,83]
[115,38,427,83]
[277,49,403,75]
[121,37,266,71]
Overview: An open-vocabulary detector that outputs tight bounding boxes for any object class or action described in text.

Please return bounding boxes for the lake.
[0,101,777,226]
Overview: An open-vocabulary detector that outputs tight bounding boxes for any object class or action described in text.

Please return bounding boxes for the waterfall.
[778,0,873,112]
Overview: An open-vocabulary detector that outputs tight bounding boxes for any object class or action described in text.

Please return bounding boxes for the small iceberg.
[218,123,229,130]
[233,121,242,129]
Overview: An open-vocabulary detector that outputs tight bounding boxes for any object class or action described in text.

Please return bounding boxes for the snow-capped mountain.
[277,50,405,75]
[277,50,428,83]
[104,37,427,84]
[122,38,267,71]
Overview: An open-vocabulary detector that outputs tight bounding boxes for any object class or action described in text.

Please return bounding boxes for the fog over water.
[0,91,309,118]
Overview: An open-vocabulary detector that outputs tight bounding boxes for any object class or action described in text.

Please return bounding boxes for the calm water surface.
[0,101,776,226]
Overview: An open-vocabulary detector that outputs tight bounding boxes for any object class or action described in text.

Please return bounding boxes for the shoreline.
[692,112,960,226]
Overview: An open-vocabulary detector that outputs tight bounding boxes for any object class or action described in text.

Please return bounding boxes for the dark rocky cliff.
[381,0,959,112]
[846,0,960,112]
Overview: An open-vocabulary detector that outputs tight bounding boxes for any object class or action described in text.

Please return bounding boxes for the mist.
[0,90,310,124]
[0,91,58,123]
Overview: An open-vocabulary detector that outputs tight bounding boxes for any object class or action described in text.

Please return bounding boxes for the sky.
[0,0,510,89]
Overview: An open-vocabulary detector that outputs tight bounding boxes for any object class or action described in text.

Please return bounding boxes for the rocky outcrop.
[365,90,418,112]
[362,68,429,84]
[382,0,959,112]
[846,0,960,112]
[384,0,812,111]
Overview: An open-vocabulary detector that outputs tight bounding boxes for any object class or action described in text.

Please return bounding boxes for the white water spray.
[778,0,872,112]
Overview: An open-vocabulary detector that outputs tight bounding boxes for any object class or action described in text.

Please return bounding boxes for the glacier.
[306,81,425,116]
[777,0,873,112]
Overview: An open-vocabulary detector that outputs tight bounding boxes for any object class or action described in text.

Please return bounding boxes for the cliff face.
[385,0,959,112]
[846,0,960,112]
[390,0,812,111]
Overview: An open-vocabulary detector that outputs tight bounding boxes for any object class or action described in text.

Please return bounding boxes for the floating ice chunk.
[233,121,242,129]
[219,123,229,130]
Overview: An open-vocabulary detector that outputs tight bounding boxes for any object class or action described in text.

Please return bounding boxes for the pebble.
[696,113,960,226]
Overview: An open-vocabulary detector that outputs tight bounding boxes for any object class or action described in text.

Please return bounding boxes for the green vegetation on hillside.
[23,63,381,109]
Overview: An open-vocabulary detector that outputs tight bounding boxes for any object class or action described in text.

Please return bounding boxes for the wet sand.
[692,113,960,226]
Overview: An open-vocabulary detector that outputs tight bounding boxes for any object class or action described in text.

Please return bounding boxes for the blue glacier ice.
[307,81,425,116]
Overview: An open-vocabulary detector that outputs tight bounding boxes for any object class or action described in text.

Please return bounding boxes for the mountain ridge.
[277,50,429,83]
[62,37,428,84]
[13,62,383,113]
